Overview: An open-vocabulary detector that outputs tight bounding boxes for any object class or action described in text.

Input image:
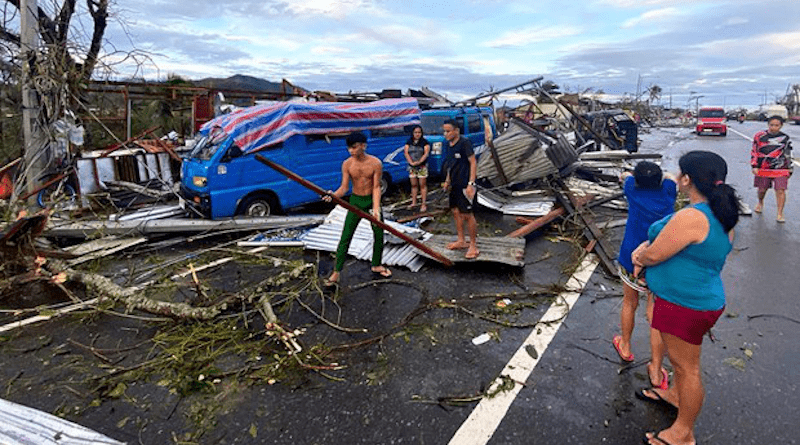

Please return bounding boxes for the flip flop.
[635,388,677,411]
[371,266,392,278]
[465,248,480,259]
[777,215,785,223]
[321,276,339,287]
[612,335,634,362]
[642,431,691,445]
[650,367,669,390]
[642,433,672,445]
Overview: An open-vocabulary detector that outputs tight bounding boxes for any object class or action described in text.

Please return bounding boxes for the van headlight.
[192,176,207,187]
[432,141,443,155]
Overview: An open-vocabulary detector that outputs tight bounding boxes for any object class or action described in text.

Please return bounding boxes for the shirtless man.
[323,132,392,285]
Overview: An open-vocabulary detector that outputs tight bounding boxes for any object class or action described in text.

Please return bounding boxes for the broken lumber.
[255,154,453,266]
[506,207,565,238]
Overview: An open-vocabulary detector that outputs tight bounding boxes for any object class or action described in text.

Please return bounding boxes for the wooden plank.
[506,207,565,238]
[255,154,453,266]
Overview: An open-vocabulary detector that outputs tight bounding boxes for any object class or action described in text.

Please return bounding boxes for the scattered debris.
[299,206,429,272]
[44,215,324,237]
[416,234,526,266]
[0,397,125,445]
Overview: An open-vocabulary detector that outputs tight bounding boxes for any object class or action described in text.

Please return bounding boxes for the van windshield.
[699,109,724,118]
[188,136,224,160]
[421,115,452,136]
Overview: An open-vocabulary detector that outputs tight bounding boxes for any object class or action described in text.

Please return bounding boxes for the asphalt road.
[242,122,800,444]
[2,121,798,445]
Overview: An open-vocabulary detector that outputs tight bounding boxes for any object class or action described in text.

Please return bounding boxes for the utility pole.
[18,0,47,205]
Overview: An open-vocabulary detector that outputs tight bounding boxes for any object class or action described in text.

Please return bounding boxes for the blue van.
[380,106,497,178]
[180,99,420,219]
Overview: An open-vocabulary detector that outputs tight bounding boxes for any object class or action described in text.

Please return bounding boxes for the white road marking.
[447,255,599,445]
[727,126,752,141]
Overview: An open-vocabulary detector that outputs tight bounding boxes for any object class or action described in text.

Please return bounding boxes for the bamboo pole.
[254,154,453,266]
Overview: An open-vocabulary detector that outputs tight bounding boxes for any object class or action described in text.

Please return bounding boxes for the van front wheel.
[239,194,279,217]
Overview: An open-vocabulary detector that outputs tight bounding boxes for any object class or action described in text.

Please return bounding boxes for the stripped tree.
[0,0,108,202]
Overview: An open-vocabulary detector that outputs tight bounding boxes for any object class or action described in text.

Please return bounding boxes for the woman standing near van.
[632,151,739,445]
[403,125,431,212]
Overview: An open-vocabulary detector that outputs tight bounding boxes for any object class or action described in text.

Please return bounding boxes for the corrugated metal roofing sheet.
[476,121,558,186]
[413,234,526,266]
[0,397,125,445]
[477,188,555,217]
[299,206,429,272]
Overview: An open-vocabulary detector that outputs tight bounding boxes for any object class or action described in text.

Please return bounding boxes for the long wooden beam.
[255,155,454,266]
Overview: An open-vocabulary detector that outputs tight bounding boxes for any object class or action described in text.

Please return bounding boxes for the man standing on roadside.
[751,115,793,222]
[441,119,480,259]
[323,132,392,285]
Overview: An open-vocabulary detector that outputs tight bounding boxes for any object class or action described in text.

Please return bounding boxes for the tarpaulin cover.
[200,98,421,154]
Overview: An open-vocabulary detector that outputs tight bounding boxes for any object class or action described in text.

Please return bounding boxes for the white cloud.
[723,17,748,26]
[280,0,381,19]
[310,46,350,55]
[621,7,680,28]
[483,25,583,48]
[597,0,708,6]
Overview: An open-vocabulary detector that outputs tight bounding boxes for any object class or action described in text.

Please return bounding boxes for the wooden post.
[19,0,47,205]
[254,155,454,266]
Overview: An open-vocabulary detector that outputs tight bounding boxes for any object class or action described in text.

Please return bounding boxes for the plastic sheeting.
[200,98,421,154]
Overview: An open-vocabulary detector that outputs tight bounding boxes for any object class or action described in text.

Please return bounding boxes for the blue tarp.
[200,98,421,154]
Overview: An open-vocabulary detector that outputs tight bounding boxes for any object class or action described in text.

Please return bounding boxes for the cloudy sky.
[99,0,800,110]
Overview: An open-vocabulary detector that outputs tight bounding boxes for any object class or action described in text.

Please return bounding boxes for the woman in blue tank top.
[630,151,740,445]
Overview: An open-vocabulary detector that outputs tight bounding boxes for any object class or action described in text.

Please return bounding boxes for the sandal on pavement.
[642,431,695,445]
[371,266,392,278]
[650,366,669,390]
[635,388,677,411]
[642,432,675,445]
[321,275,339,287]
[612,335,634,362]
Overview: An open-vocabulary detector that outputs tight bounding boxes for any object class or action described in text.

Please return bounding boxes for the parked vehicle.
[696,107,727,136]
[180,99,421,219]
[580,109,639,152]
[383,106,496,177]
[757,104,789,121]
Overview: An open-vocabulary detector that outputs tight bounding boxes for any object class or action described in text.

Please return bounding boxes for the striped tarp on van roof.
[200,98,421,154]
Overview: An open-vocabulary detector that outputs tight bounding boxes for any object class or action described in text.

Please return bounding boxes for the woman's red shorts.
[651,296,724,345]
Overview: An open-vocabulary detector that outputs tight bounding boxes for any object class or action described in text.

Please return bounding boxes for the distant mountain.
[194,74,307,93]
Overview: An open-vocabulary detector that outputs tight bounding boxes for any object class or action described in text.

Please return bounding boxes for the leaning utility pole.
[18,0,47,205]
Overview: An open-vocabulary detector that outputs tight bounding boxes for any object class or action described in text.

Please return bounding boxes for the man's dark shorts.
[449,187,475,213]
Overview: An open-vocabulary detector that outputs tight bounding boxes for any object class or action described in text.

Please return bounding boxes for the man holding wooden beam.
[322,132,392,286]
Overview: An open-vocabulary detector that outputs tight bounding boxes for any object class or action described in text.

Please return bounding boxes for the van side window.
[467,114,482,133]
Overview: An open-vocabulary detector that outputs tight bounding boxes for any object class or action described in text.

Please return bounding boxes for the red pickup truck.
[696,107,727,136]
